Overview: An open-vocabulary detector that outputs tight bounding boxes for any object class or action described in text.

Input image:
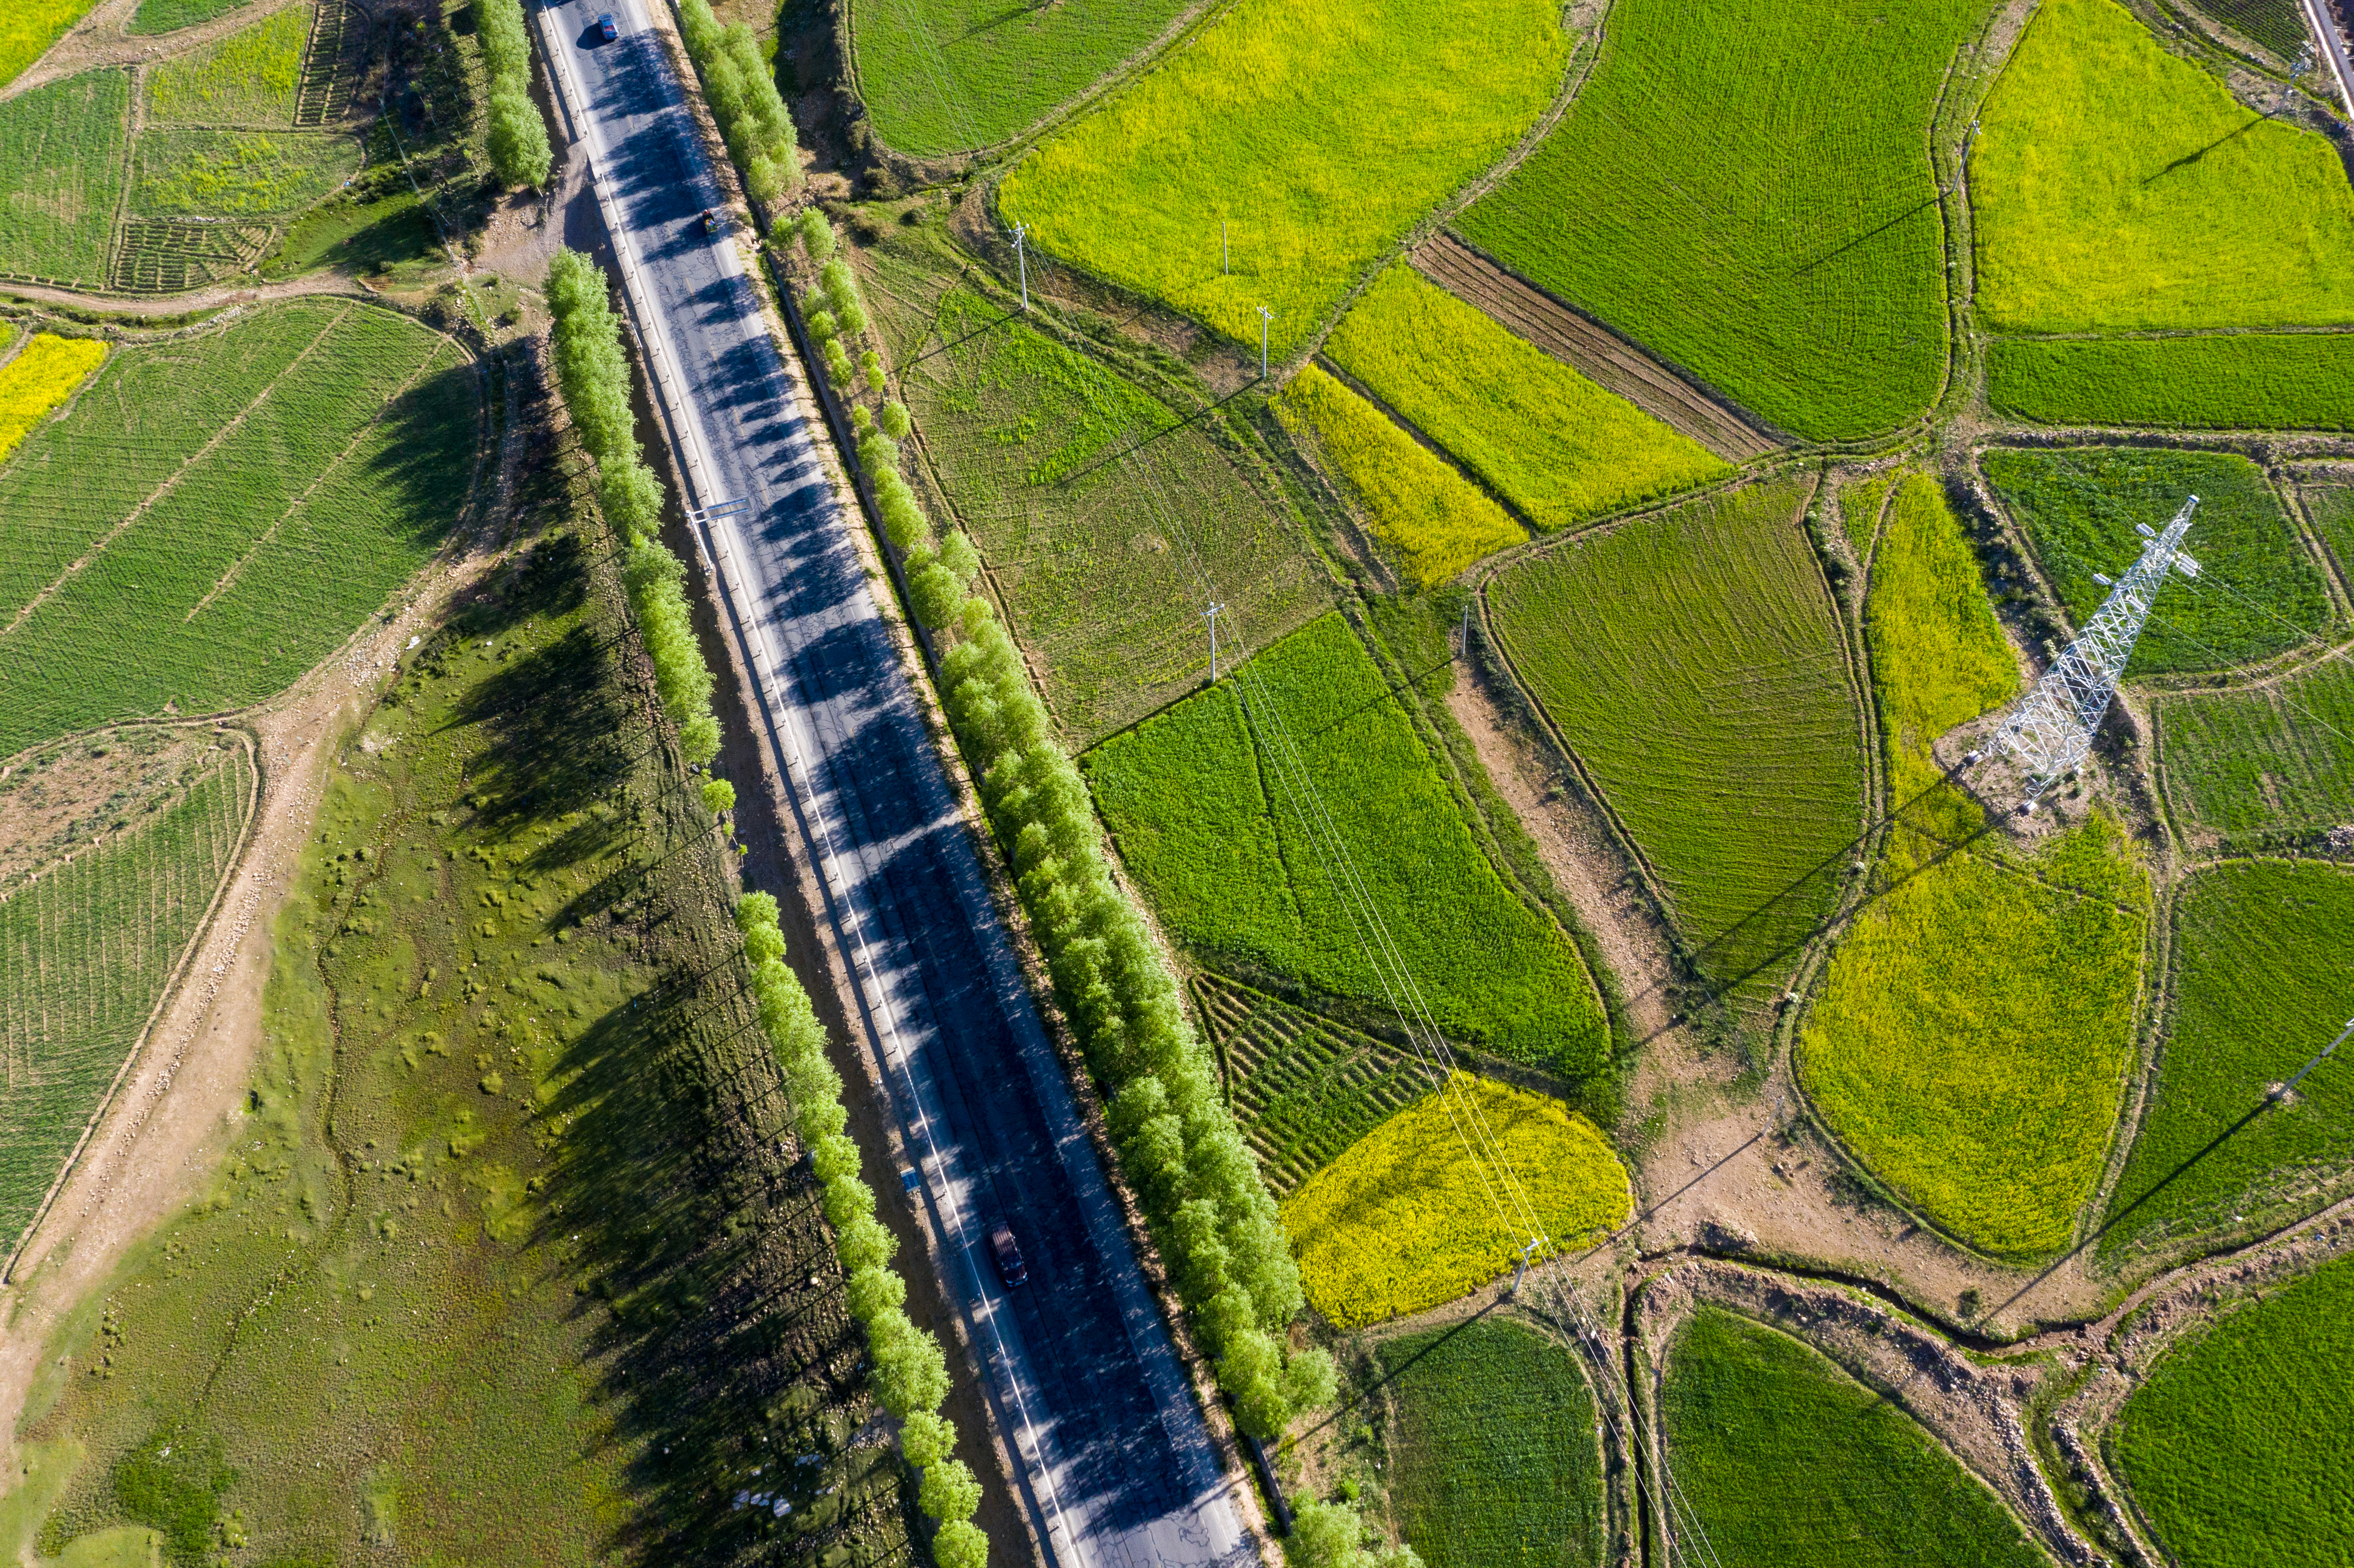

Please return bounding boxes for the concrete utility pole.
[1203,601,1225,683]
[1012,221,1031,312]
[1255,305,1273,380]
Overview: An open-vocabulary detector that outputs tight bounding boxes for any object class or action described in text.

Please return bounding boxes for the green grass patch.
[2159,656,2354,844]
[2304,483,2354,578]
[0,0,98,88]
[16,529,916,1566]
[129,0,254,33]
[998,0,1566,355]
[1323,264,1728,532]
[145,3,308,127]
[0,742,253,1263]
[850,0,1195,156]
[1276,363,1525,588]
[1664,1307,2049,1567]
[1974,0,2354,333]
[866,227,1330,744]
[1196,973,1429,1197]
[132,128,359,218]
[1840,476,1893,560]
[1283,1073,1626,1326]
[261,183,439,279]
[1984,446,2332,677]
[1868,474,2020,803]
[2103,860,2354,1260]
[2116,1252,2354,1566]
[1458,0,1990,441]
[1085,613,1609,1074]
[0,300,481,761]
[1489,477,1866,1008]
[1376,1317,1605,1568]
[0,70,130,286]
[1987,333,2354,431]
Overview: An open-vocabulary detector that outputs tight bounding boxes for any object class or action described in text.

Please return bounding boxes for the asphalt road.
[531,5,1256,1565]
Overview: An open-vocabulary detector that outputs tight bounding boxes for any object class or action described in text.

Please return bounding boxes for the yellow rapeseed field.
[1276,365,1524,587]
[0,0,95,90]
[0,333,106,462]
[997,0,1566,353]
[1284,1073,1629,1327]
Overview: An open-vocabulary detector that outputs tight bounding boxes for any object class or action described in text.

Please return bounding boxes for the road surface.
[529,4,1257,1566]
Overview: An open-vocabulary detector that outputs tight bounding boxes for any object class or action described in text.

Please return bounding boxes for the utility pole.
[1203,601,1225,683]
[1012,222,1031,312]
[1255,305,1273,380]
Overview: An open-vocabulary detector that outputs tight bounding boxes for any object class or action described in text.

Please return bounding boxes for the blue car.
[595,13,617,41]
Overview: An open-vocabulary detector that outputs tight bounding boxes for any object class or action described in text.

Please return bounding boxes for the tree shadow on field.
[539,968,910,1565]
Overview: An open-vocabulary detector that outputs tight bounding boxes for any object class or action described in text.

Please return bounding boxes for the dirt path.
[1413,233,1781,462]
[2,0,305,105]
[1,270,365,317]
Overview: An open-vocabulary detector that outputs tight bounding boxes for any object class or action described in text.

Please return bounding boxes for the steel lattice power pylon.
[1983,494,2201,793]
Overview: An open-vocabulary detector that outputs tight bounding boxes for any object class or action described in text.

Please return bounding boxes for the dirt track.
[1413,232,1782,464]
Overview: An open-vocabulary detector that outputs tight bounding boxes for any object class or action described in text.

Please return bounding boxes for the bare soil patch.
[0,728,219,893]
[1414,232,1782,462]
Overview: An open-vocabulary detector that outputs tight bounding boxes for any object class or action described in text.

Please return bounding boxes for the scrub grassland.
[1322,265,1728,534]
[1084,613,1610,1075]
[998,0,1568,354]
[1458,0,1992,440]
[1375,1317,1607,1568]
[1282,1073,1628,1327]
[0,71,132,286]
[2158,656,2354,844]
[1276,364,1526,588]
[143,2,309,127]
[2102,861,2354,1259]
[1973,0,2354,333]
[849,0,1195,155]
[0,333,107,460]
[1488,477,1867,1009]
[1663,1308,2050,1568]
[2114,1255,2354,1568]
[0,737,253,1264]
[0,301,481,762]
[1986,333,2354,432]
[8,532,921,1568]
[1983,446,2333,677]
[866,229,1331,744]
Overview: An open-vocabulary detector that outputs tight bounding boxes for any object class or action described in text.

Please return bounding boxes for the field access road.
[529,4,1256,1565]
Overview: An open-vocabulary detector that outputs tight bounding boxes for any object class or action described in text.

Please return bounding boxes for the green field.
[2160,656,2354,842]
[1323,265,1729,532]
[2102,861,2354,1259]
[0,741,252,1263]
[9,533,918,1568]
[1802,815,2148,1258]
[1084,613,1610,1074]
[866,231,1330,743]
[144,3,307,127]
[2307,483,2354,577]
[128,0,254,33]
[1376,1317,1605,1568]
[1197,974,1432,1196]
[0,71,130,285]
[0,301,481,761]
[1277,364,1525,588]
[1840,475,1893,560]
[1283,1073,1627,1326]
[132,128,359,217]
[2183,0,2313,56]
[850,0,1195,155]
[1489,477,1866,1006]
[1458,0,1990,441]
[1983,447,2332,676]
[1987,334,2354,432]
[1868,474,2020,804]
[0,0,97,87]
[1974,0,2354,333]
[1664,1308,2049,1567]
[2115,1254,2354,1566]
[998,0,1567,354]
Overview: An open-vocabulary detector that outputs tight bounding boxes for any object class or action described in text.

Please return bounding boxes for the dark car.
[989,1223,1027,1288]
[595,13,617,40]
